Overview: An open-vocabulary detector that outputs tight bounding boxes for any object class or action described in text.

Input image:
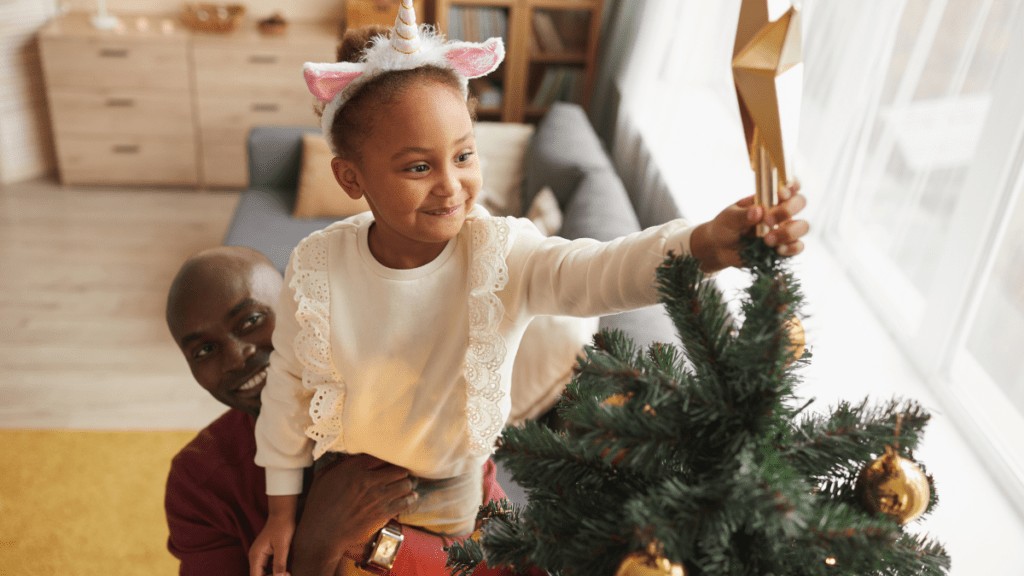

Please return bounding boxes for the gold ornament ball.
[603,392,633,408]
[615,552,687,576]
[856,446,930,525]
[785,318,805,363]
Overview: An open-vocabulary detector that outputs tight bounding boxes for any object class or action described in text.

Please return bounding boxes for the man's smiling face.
[166,248,281,416]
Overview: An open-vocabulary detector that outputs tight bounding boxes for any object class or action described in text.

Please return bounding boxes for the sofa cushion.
[293,134,370,219]
[224,186,336,272]
[559,167,641,242]
[475,122,535,217]
[522,102,613,213]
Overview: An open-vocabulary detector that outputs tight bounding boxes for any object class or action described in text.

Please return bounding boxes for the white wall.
[0,0,58,184]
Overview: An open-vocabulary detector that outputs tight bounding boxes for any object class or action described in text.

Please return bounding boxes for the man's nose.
[223,337,255,372]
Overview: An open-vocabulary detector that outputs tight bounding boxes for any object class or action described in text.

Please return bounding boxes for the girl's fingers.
[778,240,805,257]
[249,548,270,576]
[272,543,290,575]
[765,219,810,247]
[736,195,756,207]
[765,193,806,226]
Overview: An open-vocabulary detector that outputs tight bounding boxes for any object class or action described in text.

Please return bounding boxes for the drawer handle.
[99,48,129,58]
[105,98,135,108]
[248,55,278,64]
[112,144,140,154]
[251,103,280,113]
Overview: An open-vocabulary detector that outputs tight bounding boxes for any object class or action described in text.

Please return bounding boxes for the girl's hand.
[691,182,808,272]
[250,509,297,576]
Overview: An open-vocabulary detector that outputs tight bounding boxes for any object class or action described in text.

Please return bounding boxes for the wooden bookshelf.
[435,0,603,122]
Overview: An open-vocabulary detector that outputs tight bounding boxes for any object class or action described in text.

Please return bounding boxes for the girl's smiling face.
[332,80,482,269]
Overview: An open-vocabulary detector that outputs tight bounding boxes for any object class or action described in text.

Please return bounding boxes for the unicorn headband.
[304,0,505,155]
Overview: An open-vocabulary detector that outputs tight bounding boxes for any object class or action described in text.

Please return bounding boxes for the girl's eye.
[407,163,430,174]
[193,343,215,360]
[456,151,475,164]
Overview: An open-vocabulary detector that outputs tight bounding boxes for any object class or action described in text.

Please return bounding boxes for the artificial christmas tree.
[446,240,950,576]
[446,2,949,573]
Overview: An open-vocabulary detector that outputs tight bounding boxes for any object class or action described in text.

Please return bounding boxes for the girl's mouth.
[425,205,460,216]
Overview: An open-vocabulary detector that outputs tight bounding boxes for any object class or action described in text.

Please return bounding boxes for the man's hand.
[290,454,418,576]
[691,182,808,272]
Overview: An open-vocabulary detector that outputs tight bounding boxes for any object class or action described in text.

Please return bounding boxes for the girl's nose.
[435,167,461,196]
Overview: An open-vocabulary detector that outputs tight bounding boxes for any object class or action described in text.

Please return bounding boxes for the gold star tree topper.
[732,0,802,233]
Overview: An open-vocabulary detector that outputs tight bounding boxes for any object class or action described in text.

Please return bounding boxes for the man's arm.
[166,465,251,576]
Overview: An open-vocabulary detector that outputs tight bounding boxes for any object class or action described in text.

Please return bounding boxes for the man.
[164,246,510,575]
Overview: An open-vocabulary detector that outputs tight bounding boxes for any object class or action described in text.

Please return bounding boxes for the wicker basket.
[181,3,246,33]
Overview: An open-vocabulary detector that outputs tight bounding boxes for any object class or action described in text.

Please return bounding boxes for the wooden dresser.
[39,13,338,188]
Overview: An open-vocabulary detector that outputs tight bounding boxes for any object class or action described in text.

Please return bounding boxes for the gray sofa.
[224,102,684,349]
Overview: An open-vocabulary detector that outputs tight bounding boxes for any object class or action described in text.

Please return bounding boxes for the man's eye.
[194,344,215,360]
[241,313,264,330]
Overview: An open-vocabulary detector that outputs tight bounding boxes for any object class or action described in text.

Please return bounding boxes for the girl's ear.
[331,156,363,200]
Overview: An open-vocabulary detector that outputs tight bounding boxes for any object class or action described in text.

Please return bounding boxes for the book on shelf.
[470,77,503,109]
[531,11,565,53]
[530,66,584,108]
[448,6,508,43]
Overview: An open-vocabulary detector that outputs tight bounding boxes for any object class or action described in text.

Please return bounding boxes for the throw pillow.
[474,121,535,217]
[293,134,370,219]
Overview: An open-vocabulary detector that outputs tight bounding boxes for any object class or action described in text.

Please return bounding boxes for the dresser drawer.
[48,88,195,137]
[40,36,190,91]
[192,44,328,96]
[196,91,316,130]
[55,133,198,186]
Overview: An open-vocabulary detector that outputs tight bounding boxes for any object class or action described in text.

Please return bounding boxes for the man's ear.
[331,156,363,200]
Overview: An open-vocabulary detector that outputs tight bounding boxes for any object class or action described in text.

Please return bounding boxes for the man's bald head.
[166,246,282,415]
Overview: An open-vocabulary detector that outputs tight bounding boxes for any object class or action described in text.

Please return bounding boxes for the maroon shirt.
[165,409,520,575]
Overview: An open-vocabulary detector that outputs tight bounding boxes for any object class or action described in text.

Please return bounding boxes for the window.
[617,0,1024,511]
[813,0,1024,507]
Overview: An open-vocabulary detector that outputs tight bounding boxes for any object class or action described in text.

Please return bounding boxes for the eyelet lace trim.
[465,217,513,456]
[289,227,346,460]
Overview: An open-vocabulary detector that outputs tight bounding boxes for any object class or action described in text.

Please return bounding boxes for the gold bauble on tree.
[855,445,930,525]
[615,547,687,576]
[785,317,805,363]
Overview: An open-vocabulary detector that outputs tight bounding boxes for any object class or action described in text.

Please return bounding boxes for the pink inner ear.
[446,38,504,79]
[304,68,364,102]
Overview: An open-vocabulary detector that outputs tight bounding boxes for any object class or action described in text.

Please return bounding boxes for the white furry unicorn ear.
[445,37,505,78]
[303,63,366,103]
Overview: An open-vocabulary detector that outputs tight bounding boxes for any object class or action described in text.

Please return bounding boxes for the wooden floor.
[0,178,237,429]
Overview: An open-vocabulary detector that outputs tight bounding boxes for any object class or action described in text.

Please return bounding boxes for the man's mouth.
[237,366,268,393]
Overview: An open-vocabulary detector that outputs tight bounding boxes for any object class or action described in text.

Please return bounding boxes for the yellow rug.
[0,429,196,576]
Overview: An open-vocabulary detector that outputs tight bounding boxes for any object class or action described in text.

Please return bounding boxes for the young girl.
[251,1,809,574]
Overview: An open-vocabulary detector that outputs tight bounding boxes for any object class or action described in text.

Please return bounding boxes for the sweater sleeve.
[165,460,250,576]
[504,217,695,319]
[254,253,316,496]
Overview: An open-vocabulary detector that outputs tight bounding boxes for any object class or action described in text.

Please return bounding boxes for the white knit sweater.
[254,207,694,495]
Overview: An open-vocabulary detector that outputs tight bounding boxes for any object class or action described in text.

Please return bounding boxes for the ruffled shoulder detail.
[288,225,347,459]
[464,215,514,456]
